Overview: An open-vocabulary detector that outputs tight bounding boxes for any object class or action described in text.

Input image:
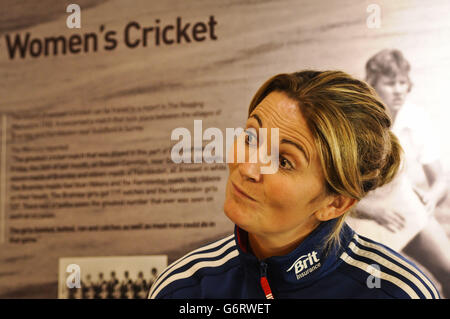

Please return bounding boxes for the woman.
[347,49,450,297]
[148,70,440,299]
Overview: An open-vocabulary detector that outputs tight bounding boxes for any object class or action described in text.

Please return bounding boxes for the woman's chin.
[223,198,254,230]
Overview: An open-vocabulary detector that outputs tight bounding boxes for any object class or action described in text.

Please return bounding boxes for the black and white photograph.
[58,255,167,299]
[0,0,449,301]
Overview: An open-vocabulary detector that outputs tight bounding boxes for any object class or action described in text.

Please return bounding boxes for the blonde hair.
[248,70,403,249]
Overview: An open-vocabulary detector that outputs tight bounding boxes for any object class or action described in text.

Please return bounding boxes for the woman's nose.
[238,162,261,182]
[238,134,262,182]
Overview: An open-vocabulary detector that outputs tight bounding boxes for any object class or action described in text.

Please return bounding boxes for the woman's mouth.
[231,182,256,201]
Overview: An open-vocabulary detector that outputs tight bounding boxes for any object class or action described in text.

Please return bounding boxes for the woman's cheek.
[265,178,295,207]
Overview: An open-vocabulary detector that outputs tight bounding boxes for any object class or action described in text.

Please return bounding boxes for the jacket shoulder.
[148,234,239,299]
[338,233,440,299]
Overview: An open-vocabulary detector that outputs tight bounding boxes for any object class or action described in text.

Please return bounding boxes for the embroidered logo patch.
[286,251,321,280]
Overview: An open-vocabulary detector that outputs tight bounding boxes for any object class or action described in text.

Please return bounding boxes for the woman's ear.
[314,195,357,221]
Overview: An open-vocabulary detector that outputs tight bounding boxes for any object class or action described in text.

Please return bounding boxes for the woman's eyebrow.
[280,139,310,163]
[250,113,310,164]
[249,114,263,127]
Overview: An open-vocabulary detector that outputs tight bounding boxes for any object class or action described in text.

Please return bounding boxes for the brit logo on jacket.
[286,251,321,280]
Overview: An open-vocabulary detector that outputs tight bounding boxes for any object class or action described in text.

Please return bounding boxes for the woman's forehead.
[254,91,299,115]
[249,91,306,130]
[248,91,317,158]
[379,72,409,81]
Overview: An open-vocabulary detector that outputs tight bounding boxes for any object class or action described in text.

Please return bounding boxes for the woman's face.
[223,91,333,239]
[373,73,410,114]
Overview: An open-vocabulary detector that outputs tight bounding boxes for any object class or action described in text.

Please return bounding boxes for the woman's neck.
[247,221,320,260]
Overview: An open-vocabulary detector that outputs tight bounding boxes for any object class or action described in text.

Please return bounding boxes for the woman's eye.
[244,130,257,146]
[279,156,294,170]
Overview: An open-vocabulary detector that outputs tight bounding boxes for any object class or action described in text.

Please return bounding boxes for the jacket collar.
[235,220,354,291]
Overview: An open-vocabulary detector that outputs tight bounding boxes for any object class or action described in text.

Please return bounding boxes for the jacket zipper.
[260,261,274,299]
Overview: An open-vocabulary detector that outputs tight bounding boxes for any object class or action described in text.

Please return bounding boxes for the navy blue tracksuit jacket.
[148,220,440,299]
